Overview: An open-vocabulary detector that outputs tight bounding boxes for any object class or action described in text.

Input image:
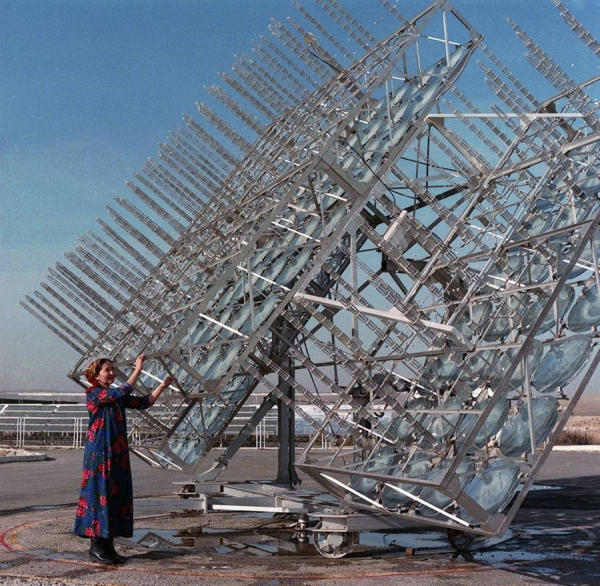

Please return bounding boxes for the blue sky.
[1,0,598,392]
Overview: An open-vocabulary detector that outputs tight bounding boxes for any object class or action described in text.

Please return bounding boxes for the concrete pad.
[1,449,600,585]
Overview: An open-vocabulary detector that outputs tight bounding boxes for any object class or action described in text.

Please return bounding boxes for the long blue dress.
[74,383,150,538]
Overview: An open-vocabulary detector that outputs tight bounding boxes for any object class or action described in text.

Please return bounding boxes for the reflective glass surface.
[422,397,465,445]
[454,301,492,340]
[483,293,531,342]
[567,287,600,332]
[381,452,431,509]
[521,286,575,335]
[419,458,475,516]
[350,446,398,496]
[487,342,543,393]
[457,396,510,450]
[461,460,520,523]
[387,398,427,446]
[498,396,559,457]
[532,336,594,392]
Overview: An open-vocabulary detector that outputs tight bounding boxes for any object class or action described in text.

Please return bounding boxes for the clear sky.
[1,0,598,392]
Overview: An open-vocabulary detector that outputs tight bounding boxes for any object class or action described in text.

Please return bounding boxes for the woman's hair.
[85,358,112,385]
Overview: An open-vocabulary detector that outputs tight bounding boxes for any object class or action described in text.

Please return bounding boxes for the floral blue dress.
[74,383,150,539]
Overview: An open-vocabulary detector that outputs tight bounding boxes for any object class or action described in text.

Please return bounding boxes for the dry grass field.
[559,393,600,445]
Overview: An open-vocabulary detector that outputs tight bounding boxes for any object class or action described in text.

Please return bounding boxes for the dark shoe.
[105,538,127,564]
[89,538,118,564]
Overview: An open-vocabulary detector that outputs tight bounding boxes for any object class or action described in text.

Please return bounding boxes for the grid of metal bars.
[23,0,599,537]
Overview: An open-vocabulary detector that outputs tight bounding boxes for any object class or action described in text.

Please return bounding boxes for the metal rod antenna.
[314,0,372,52]
[550,0,600,57]
[167,131,229,185]
[53,263,121,319]
[481,43,540,109]
[251,39,311,97]
[177,127,235,179]
[231,61,289,114]
[196,102,253,153]
[218,71,279,121]
[154,151,224,211]
[24,294,92,348]
[158,144,220,194]
[141,163,228,245]
[240,53,301,104]
[508,19,600,132]
[269,20,331,81]
[293,0,354,61]
[106,206,166,259]
[47,268,115,325]
[258,33,321,89]
[79,234,145,285]
[113,197,177,247]
[132,171,191,222]
[376,0,409,24]
[96,218,156,273]
[203,85,265,134]
[448,85,519,155]
[142,160,206,215]
[480,63,565,146]
[32,290,96,343]
[125,180,187,233]
[181,114,240,167]
[66,249,133,304]
[20,301,85,354]
[155,150,236,217]
[40,282,104,335]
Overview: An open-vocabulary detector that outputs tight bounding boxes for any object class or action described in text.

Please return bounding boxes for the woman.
[74,354,173,564]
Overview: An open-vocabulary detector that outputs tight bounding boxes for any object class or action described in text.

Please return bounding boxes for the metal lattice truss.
[23,0,599,537]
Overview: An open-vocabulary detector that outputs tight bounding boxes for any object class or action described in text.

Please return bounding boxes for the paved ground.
[1,447,600,585]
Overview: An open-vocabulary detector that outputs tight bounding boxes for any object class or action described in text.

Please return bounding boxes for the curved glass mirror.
[456,395,510,450]
[349,445,398,496]
[386,398,428,446]
[419,457,475,517]
[498,396,559,457]
[460,460,520,524]
[483,293,531,342]
[567,287,600,332]
[423,355,460,384]
[454,301,493,341]
[487,341,543,393]
[521,285,575,335]
[422,397,465,446]
[381,452,431,509]
[532,335,594,392]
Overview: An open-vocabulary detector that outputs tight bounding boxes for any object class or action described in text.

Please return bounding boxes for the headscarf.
[85,359,101,385]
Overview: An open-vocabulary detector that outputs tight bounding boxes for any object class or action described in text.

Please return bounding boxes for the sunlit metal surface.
[23,0,599,539]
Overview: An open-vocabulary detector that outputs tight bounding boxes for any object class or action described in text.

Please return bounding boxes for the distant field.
[561,393,600,445]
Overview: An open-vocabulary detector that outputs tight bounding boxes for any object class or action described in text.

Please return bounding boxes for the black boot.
[104,538,127,564]
[89,537,118,564]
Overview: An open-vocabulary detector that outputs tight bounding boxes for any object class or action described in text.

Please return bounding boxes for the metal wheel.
[447,528,476,551]
[313,531,356,558]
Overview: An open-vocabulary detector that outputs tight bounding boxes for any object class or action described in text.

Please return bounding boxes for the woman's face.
[96,361,115,388]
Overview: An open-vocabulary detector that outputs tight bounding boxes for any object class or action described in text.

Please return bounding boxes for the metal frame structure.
[23,0,599,557]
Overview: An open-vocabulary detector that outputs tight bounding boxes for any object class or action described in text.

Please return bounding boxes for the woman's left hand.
[162,376,175,388]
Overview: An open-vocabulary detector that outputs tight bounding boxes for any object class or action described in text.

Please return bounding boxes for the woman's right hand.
[134,354,146,371]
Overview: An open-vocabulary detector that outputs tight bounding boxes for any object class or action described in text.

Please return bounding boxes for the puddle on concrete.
[121,513,598,585]
[124,525,513,558]
[126,526,318,557]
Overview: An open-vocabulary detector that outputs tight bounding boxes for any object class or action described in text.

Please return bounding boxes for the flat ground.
[1,447,600,586]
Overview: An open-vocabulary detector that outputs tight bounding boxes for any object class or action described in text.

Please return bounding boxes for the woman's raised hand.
[162,376,175,388]
[134,354,146,371]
